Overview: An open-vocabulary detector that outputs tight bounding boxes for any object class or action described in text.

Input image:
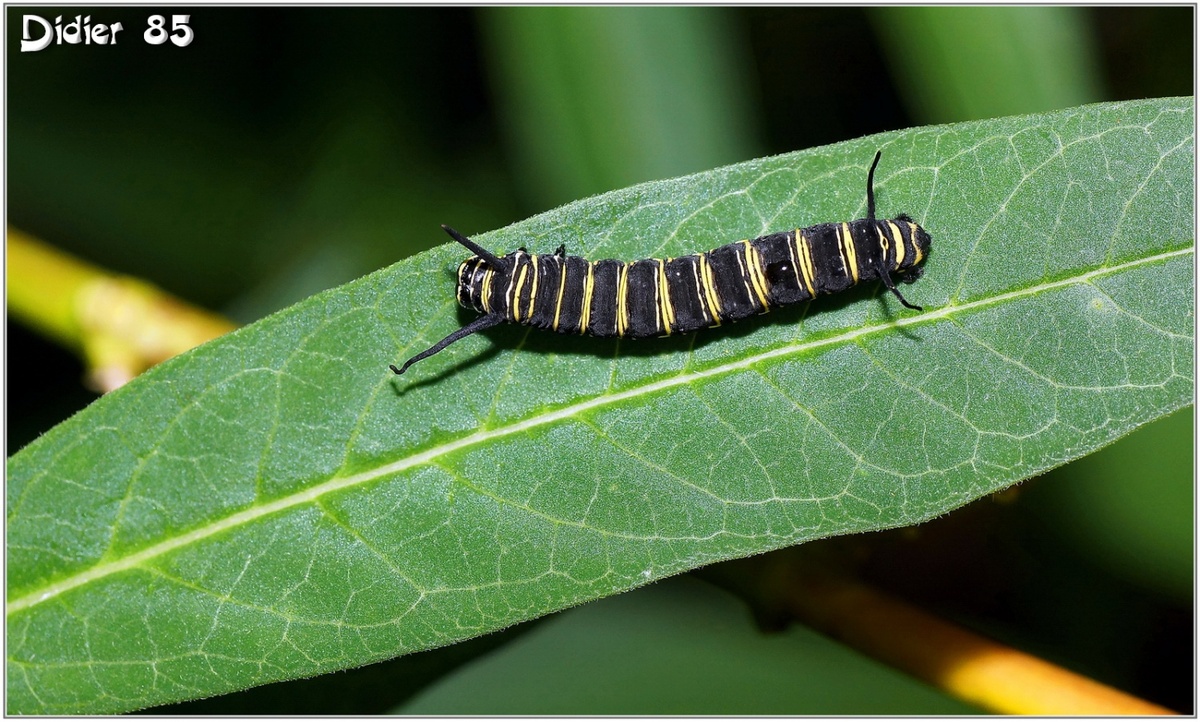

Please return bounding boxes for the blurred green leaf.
[6,97,1193,714]
[872,6,1105,123]
[480,7,760,206]
[396,576,979,714]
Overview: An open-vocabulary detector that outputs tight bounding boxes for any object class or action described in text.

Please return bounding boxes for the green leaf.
[871,7,1105,124]
[7,97,1193,714]
[396,576,979,714]
[479,6,760,206]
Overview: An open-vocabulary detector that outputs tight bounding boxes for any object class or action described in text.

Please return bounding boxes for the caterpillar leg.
[872,255,923,311]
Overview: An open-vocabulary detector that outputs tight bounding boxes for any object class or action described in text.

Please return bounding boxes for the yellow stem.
[703,556,1175,715]
[7,227,237,392]
[783,571,1173,714]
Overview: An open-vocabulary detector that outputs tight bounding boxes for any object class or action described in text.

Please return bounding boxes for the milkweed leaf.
[7,97,1193,714]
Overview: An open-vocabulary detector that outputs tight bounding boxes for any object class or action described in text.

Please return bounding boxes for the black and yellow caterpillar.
[391,150,930,376]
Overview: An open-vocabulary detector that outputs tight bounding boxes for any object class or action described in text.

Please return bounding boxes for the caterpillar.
[391,150,930,376]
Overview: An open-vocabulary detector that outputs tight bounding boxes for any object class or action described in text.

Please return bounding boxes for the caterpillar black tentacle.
[391,150,931,376]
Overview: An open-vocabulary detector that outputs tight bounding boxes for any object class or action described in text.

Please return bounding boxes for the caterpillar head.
[444,225,505,313]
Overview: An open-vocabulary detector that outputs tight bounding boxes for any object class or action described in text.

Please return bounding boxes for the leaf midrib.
[7,246,1191,617]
